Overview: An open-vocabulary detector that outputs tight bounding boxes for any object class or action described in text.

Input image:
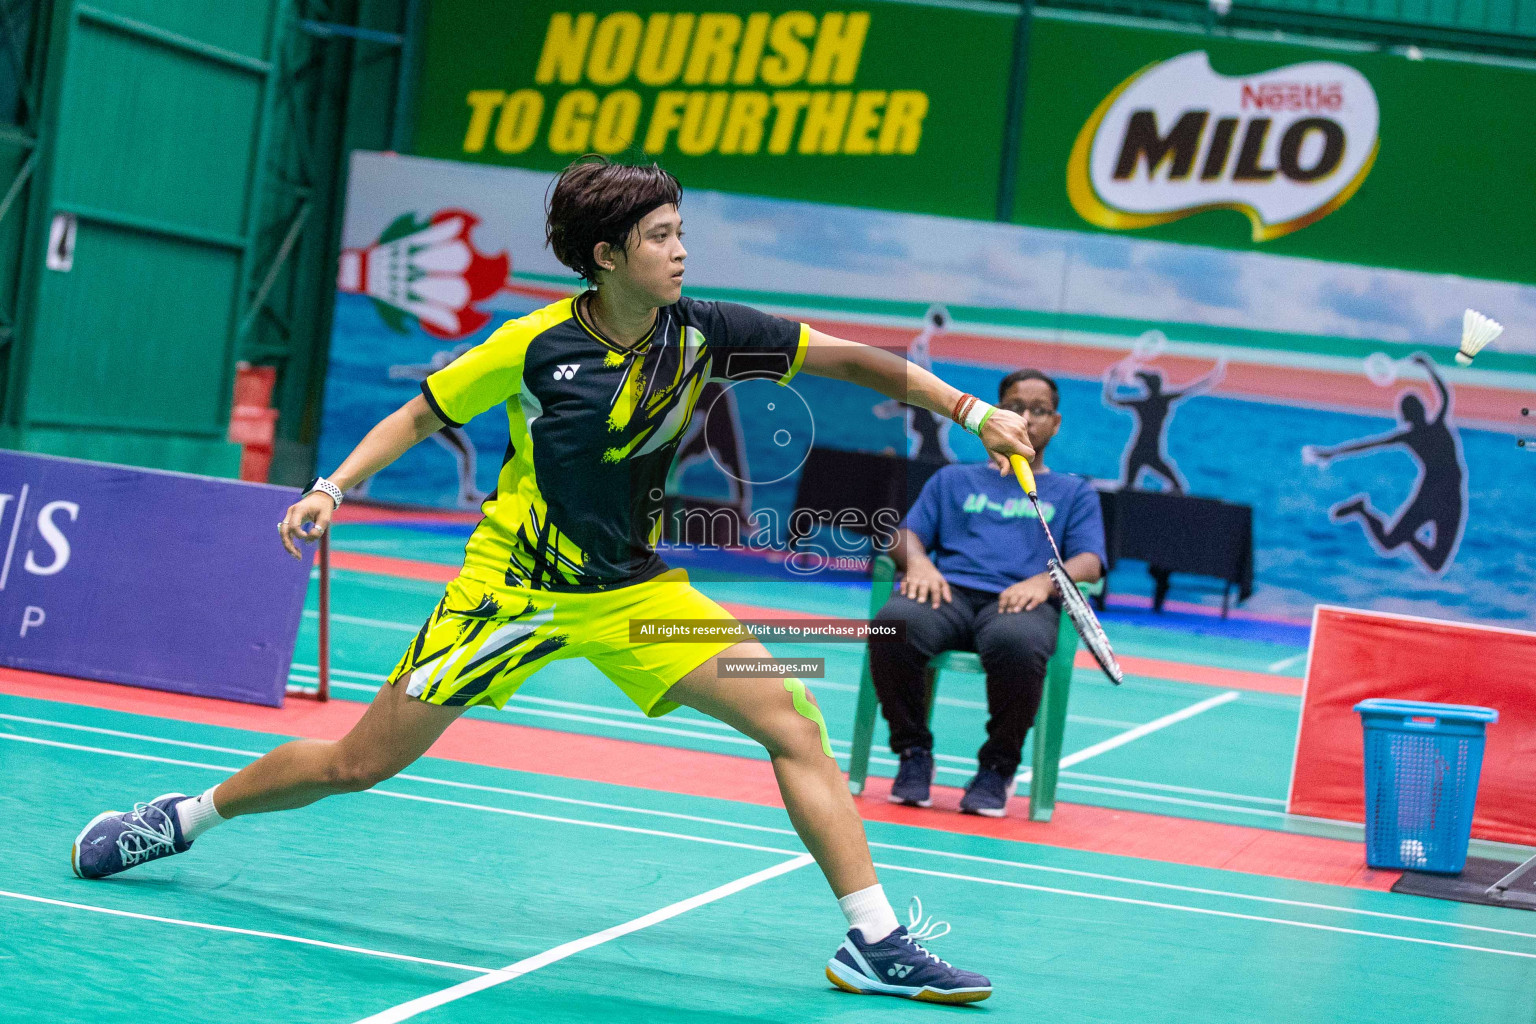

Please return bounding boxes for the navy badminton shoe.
[825,899,991,1003]
[72,794,192,879]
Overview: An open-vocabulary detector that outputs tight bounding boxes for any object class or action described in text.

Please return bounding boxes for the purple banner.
[0,451,314,706]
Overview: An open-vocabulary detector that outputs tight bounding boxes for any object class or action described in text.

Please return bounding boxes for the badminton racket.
[1010,455,1123,685]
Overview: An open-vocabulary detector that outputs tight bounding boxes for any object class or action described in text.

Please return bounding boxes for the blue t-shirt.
[902,462,1107,595]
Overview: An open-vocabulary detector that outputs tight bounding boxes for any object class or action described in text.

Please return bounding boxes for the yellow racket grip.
[1009,454,1037,497]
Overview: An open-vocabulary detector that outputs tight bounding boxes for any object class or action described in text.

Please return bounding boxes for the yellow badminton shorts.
[386,569,750,716]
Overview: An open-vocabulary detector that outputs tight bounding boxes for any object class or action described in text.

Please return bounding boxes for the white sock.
[838,884,900,943]
[176,786,227,842]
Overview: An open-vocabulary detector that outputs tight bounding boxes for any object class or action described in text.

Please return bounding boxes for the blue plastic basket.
[1354,699,1498,874]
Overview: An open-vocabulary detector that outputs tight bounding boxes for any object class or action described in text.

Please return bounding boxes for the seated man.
[870,369,1106,816]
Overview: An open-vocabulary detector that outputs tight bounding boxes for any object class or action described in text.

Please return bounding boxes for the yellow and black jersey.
[421,294,808,591]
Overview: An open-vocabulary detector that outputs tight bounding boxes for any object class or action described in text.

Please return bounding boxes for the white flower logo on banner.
[337,208,511,339]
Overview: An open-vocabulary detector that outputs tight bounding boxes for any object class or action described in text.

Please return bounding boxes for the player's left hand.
[979,407,1034,466]
[999,574,1055,613]
[278,491,335,560]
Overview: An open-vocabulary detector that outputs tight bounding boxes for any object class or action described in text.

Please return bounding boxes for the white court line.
[350,854,814,1024]
[293,601,1299,707]
[1266,652,1307,673]
[0,712,269,758]
[296,673,1231,770]
[291,677,767,747]
[302,610,420,632]
[0,732,241,772]
[7,727,1536,947]
[1059,770,1287,805]
[0,732,801,858]
[0,888,492,974]
[370,788,800,855]
[310,569,450,594]
[1056,691,1241,771]
[0,712,1286,837]
[1056,783,1284,817]
[873,862,1536,961]
[859,752,1285,810]
[290,669,1131,730]
[491,705,765,747]
[907,690,1243,787]
[2,691,1290,821]
[265,680,1293,816]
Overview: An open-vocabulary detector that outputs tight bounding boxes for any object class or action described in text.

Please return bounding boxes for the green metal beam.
[23,414,227,437]
[0,125,34,149]
[74,4,272,74]
[236,199,310,345]
[995,0,1035,222]
[0,150,36,230]
[1039,0,1536,58]
[52,201,247,250]
[389,0,423,152]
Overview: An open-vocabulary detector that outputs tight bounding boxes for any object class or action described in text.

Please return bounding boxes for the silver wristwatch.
[304,475,344,510]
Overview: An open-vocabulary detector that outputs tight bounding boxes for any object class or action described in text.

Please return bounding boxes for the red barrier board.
[1289,606,1536,846]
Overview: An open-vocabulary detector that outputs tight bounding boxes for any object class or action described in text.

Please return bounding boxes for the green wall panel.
[7,424,243,476]
[27,222,238,431]
[52,22,261,239]
[88,0,274,61]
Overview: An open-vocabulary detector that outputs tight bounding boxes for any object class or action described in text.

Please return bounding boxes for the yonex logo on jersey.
[553,363,580,380]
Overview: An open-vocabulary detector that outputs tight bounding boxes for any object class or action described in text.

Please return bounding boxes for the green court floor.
[3,695,1533,1023]
[290,563,1302,830]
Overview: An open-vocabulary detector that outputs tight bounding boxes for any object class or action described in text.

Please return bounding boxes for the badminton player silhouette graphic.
[873,305,956,465]
[1304,353,1467,574]
[1103,361,1224,493]
[388,343,490,509]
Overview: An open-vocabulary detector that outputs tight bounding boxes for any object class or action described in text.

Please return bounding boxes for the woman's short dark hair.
[998,368,1059,409]
[546,156,682,284]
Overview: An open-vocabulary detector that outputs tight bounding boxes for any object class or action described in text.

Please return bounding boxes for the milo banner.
[412,0,1017,219]
[321,152,1536,628]
[1016,14,1536,283]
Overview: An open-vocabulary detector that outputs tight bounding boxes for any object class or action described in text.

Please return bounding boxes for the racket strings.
[1029,492,1124,685]
[1025,493,1070,567]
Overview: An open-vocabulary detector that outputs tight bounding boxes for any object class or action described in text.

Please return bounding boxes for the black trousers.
[869,585,1059,777]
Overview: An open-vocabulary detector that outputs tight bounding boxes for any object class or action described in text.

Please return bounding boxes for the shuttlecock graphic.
[1363,352,1397,387]
[1455,308,1503,366]
[1132,329,1168,362]
[338,209,510,340]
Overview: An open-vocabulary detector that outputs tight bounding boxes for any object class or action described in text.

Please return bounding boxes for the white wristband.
[306,476,344,510]
[962,399,994,436]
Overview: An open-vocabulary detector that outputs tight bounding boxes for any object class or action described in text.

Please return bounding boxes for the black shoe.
[889,748,934,807]
[959,768,1015,818]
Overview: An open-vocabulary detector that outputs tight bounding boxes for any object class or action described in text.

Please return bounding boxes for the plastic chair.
[846,554,1101,821]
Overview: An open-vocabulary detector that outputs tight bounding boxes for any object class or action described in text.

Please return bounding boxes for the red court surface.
[1,666,1388,890]
[324,550,1304,696]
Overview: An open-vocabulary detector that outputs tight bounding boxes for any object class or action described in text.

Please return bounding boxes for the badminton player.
[70,157,1036,1004]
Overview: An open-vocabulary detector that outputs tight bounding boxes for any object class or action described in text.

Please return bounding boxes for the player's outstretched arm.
[1181,358,1228,398]
[278,395,447,558]
[1303,426,1411,467]
[800,328,1034,463]
[1409,352,1451,420]
[1102,373,1129,407]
